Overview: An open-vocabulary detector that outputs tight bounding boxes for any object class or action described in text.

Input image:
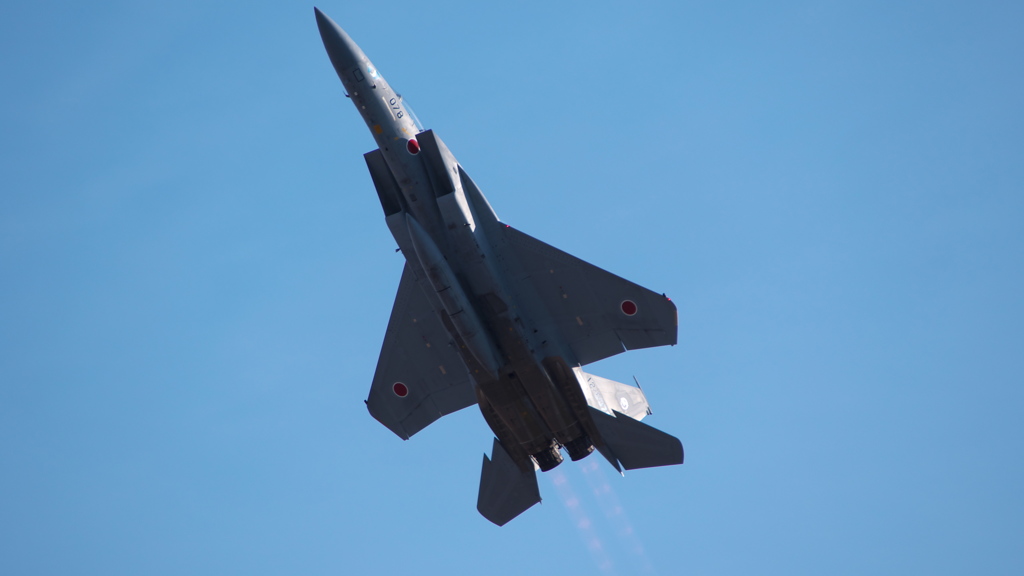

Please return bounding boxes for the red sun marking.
[621,300,638,316]
[392,382,409,397]
[406,139,420,154]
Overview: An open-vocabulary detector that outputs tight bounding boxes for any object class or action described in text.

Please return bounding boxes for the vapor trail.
[580,459,655,573]
[551,468,615,574]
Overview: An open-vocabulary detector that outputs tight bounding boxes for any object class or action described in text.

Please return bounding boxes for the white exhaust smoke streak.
[580,458,655,573]
[551,468,615,574]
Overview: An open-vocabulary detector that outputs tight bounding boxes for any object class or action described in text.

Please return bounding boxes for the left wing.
[366,264,478,439]
[495,225,677,366]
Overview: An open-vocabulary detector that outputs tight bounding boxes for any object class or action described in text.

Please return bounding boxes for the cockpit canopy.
[397,93,424,131]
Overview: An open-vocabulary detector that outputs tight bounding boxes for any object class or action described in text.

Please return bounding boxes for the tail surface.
[477,438,542,526]
[575,368,652,421]
[588,406,684,471]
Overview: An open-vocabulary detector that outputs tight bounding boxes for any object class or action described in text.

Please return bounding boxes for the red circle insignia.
[620,300,638,316]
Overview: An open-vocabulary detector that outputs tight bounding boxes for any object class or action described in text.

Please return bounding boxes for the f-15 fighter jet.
[315,8,684,525]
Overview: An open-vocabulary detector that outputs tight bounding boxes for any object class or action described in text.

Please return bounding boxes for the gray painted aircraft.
[315,8,684,525]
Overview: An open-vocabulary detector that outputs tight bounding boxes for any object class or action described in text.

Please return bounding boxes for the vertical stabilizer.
[575,368,652,421]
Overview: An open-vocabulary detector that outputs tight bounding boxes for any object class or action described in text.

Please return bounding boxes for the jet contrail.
[552,469,615,574]
[580,459,655,573]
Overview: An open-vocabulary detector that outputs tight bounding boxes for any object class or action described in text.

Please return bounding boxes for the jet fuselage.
[316,10,591,470]
[315,9,682,525]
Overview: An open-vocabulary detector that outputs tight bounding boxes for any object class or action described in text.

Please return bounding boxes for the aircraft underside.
[315,8,685,526]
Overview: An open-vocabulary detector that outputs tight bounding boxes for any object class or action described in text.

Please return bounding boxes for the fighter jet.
[314,8,684,525]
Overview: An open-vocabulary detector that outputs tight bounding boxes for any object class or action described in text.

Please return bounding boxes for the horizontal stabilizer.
[575,368,651,421]
[588,407,684,471]
[477,438,541,526]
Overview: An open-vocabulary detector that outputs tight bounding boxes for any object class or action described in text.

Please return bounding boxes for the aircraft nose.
[314,7,364,76]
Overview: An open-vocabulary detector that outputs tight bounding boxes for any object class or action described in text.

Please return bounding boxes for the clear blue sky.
[2,1,1022,574]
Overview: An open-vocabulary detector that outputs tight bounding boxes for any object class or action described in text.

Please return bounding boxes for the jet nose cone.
[314,7,364,76]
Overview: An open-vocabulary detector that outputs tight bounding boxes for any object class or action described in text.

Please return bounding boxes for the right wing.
[366,264,478,439]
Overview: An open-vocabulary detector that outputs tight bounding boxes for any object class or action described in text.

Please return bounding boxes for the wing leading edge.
[367,264,478,439]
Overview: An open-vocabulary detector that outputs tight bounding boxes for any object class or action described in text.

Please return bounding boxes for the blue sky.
[2,1,1022,574]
